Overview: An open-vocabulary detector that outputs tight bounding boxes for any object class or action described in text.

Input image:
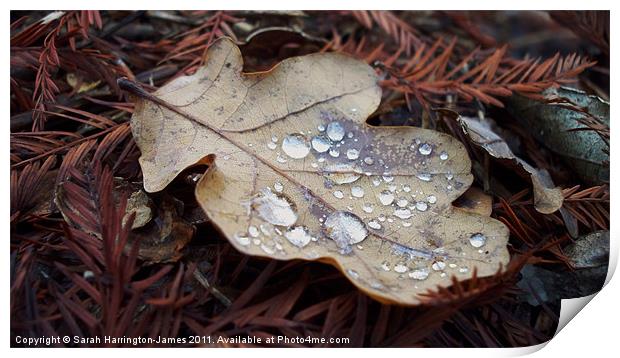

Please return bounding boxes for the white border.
[3,1,618,357]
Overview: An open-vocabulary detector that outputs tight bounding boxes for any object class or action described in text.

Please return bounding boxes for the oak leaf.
[127,38,509,305]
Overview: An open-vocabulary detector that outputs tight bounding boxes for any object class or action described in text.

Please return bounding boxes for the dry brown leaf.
[128,38,509,305]
[457,115,564,215]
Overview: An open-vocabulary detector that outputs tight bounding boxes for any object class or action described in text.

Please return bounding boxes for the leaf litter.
[127,38,510,305]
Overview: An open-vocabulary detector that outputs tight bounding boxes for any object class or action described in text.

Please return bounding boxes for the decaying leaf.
[127,38,509,305]
[456,114,564,215]
[506,87,609,185]
[130,194,195,264]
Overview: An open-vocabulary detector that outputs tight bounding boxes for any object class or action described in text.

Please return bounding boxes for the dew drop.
[459,267,469,274]
[234,234,250,246]
[260,244,275,255]
[364,157,374,165]
[326,121,345,141]
[362,203,374,213]
[251,188,297,227]
[403,184,411,193]
[469,233,487,248]
[346,148,360,160]
[284,226,312,248]
[248,226,259,238]
[394,208,412,219]
[311,135,331,153]
[440,151,449,160]
[318,124,326,132]
[351,186,364,198]
[378,190,395,205]
[333,190,344,199]
[409,268,430,280]
[267,142,277,150]
[396,198,409,207]
[274,182,284,193]
[381,261,391,271]
[382,174,394,183]
[372,177,382,186]
[347,269,360,279]
[432,261,446,271]
[394,263,408,273]
[324,211,369,247]
[415,201,428,212]
[418,143,432,155]
[368,220,382,230]
[276,154,287,163]
[329,148,340,157]
[427,195,437,204]
[445,172,454,180]
[417,173,432,182]
[325,164,361,184]
[282,133,310,159]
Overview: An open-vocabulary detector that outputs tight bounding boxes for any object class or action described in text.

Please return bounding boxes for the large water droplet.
[324,211,369,248]
[378,190,395,205]
[311,135,331,153]
[326,121,345,141]
[418,143,432,155]
[351,186,364,198]
[251,188,297,227]
[346,148,360,160]
[469,233,487,248]
[284,226,312,248]
[282,133,310,159]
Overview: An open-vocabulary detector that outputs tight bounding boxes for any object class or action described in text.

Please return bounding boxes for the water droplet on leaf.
[282,133,310,159]
[251,188,297,227]
[326,121,345,141]
[284,226,312,248]
[469,233,487,248]
[324,211,369,248]
[378,190,395,205]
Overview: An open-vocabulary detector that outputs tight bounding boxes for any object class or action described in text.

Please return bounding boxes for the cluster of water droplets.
[251,115,486,289]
